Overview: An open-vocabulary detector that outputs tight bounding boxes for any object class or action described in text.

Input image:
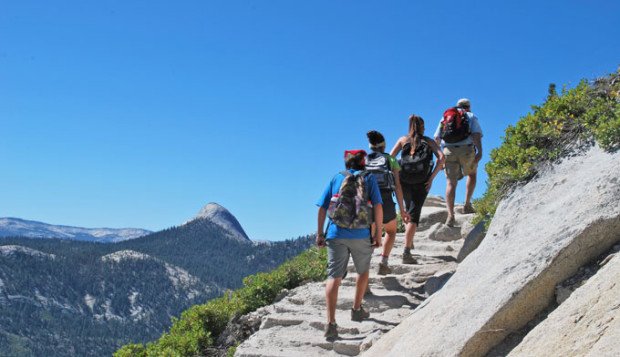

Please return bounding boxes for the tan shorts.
[443,145,477,181]
[326,238,372,279]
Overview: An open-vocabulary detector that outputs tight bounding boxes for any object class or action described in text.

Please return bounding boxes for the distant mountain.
[0,217,151,243]
[0,204,313,356]
[0,243,217,357]
[185,203,251,242]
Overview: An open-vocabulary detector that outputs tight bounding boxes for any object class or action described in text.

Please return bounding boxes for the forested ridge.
[0,218,313,356]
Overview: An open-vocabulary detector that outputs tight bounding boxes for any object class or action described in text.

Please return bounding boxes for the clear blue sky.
[1,1,618,241]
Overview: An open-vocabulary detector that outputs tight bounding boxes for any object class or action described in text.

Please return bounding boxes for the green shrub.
[235,247,327,313]
[236,272,286,313]
[114,343,147,357]
[474,69,620,225]
[226,345,238,357]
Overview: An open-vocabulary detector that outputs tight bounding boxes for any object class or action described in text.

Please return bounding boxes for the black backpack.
[365,152,395,192]
[440,107,471,143]
[399,137,434,184]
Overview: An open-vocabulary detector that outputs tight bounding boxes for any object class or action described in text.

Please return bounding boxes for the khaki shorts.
[443,145,478,181]
[326,238,372,279]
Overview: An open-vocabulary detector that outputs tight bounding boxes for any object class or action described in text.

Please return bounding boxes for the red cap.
[344,149,367,166]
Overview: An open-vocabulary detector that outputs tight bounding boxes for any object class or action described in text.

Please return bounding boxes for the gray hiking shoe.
[402,251,417,264]
[324,322,338,340]
[377,262,392,275]
[463,203,475,214]
[445,215,456,227]
[351,306,370,322]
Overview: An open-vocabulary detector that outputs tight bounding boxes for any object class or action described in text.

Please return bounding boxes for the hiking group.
[316,98,483,340]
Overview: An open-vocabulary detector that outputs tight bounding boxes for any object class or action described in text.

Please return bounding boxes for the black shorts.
[380,191,397,224]
[401,183,428,225]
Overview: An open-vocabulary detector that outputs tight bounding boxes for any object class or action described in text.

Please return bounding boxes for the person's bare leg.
[446,178,457,218]
[404,221,417,249]
[353,271,369,310]
[465,172,477,206]
[380,219,397,258]
[325,278,342,324]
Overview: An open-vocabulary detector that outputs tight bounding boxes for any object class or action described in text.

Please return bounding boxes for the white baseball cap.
[456,98,471,107]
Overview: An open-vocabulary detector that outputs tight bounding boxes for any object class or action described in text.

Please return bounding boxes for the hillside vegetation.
[474,69,620,224]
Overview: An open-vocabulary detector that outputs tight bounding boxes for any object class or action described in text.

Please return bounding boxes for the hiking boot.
[351,306,370,322]
[445,215,456,227]
[377,262,392,275]
[463,203,475,214]
[402,251,417,264]
[365,284,373,296]
[324,322,338,340]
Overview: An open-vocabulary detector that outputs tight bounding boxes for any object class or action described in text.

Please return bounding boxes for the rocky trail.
[226,139,620,357]
[234,196,482,356]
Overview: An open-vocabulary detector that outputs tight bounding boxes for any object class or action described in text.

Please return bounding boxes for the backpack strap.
[358,170,372,201]
[457,109,471,134]
[402,142,410,156]
[382,153,392,170]
[324,220,331,238]
[333,170,352,192]
[356,171,373,231]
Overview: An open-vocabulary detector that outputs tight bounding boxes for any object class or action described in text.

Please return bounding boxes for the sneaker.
[324,322,338,340]
[445,215,456,227]
[402,251,417,264]
[377,262,392,275]
[463,203,475,214]
[351,306,370,322]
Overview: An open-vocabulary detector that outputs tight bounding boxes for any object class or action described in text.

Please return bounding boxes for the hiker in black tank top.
[390,115,444,264]
[366,131,411,276]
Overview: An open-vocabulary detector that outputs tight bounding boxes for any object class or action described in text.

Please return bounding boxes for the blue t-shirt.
[316,169,383,239]
[434,111,483,147]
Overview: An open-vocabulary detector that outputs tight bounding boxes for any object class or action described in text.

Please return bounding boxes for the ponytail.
[407,114,423,155]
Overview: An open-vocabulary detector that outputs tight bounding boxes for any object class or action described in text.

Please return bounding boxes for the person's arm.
[316,207,327,247]
[469,114,483,162]
[372,204,383,248]
[434,121,442,147]
[393,167,410,223]
[471,132,482,163]
[367,175,383,247]
[316,178,335,247]
[389,137,404,157]
[425,138,446,192]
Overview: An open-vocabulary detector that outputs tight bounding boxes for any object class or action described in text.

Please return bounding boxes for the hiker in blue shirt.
[316,149,383,340]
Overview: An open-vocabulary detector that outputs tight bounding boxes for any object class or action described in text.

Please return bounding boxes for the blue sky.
[1,1,618,241]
